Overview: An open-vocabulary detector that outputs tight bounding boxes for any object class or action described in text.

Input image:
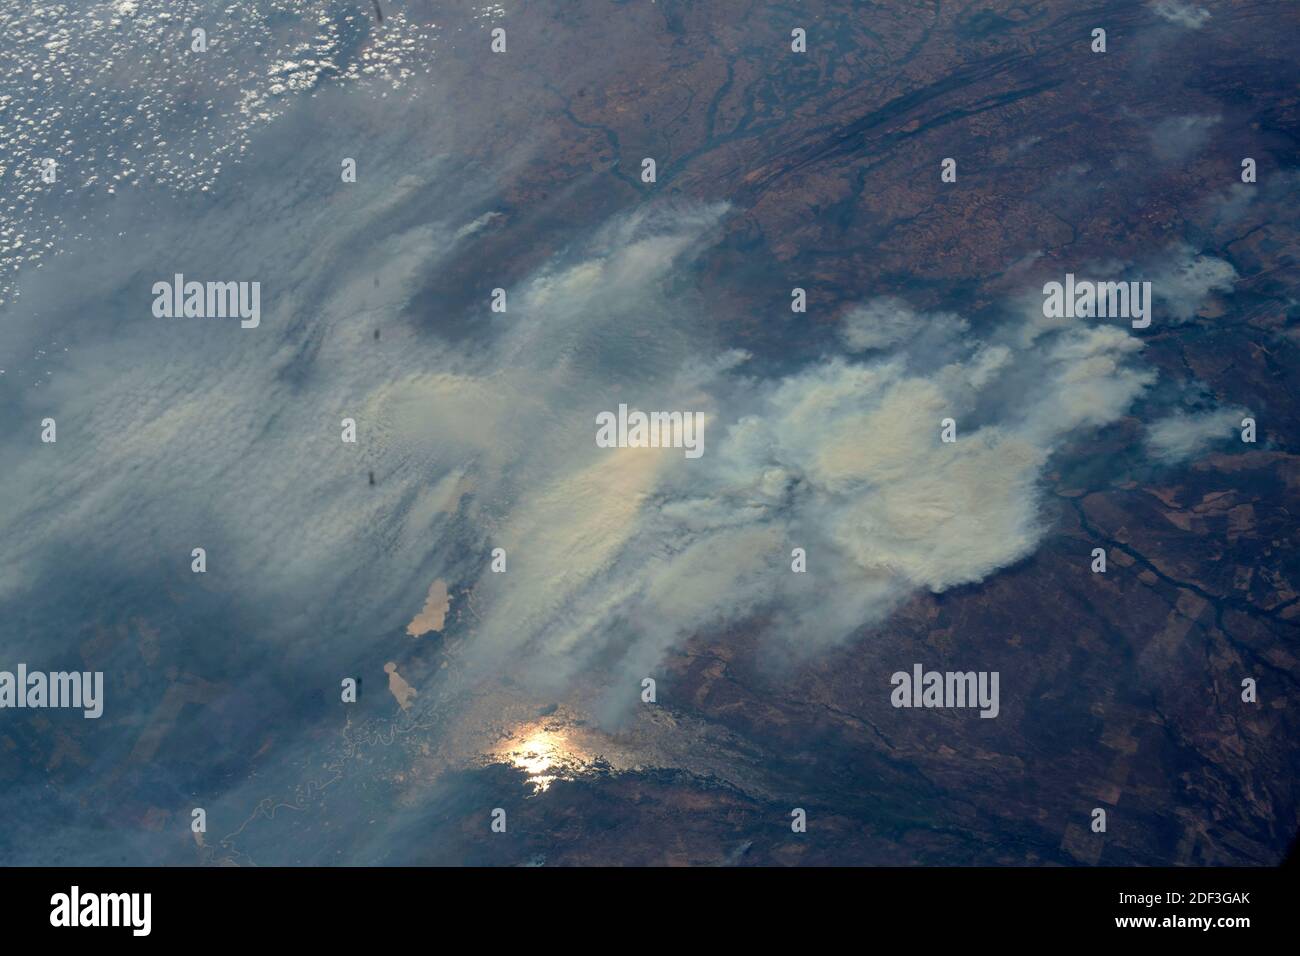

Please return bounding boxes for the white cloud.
[1151,1,1211,29]
[454,253,1159,711]
[1153,244,1237,322]
[1147,408,1248,463]
[839,297,967,352]
[0,131,1163,724]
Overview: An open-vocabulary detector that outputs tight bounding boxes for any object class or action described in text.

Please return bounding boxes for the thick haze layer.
[0,0,1273,866]
[1,115,1175,710]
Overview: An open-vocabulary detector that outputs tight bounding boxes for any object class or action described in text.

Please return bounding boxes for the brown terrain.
[3,0,1295,867]
[362,0,1298,866]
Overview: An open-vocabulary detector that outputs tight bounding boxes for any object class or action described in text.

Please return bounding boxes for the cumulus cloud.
[1005,244,1237,337]
[1152,243,1237,321]
[838,297,967,352]
[1151,1,1211,29]
[1147,408,1248,462]
[449,259,1158,716]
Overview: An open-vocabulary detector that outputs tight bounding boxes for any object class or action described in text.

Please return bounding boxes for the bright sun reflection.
[489,724,592,794]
